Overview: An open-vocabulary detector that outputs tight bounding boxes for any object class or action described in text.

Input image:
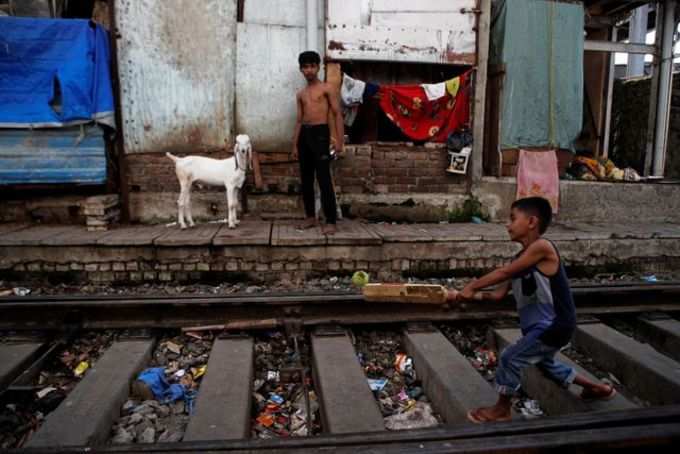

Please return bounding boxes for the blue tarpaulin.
[0,17,114,128]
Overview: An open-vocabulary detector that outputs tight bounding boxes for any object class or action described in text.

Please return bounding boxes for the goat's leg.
[185,189,195,228]
[234,186,241,225]
[226,186,237,228]
[177,181,188,229]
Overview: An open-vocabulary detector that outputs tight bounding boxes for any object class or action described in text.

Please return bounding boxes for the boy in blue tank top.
[449,197,616,423]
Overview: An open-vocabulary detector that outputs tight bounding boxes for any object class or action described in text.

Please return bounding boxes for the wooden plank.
[0,225,74,246]
[40,226,114,246]
[326,220,382,245]
[370,0,476,12]
[271,221,326,246]
[213,220,271,246]
[154,223,222,246]
[421,223,483,242]
[96,224,167,246]
[0,223,30,236]
[471,0,491,182]
[367,223,433,242]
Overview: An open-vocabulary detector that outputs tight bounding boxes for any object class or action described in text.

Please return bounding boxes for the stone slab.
[213,221,272,246]
[96,225,167,246]
[0,223,31,236]
[421,224,483,242]
[326,220,382,246]
[0,225,75,246]
[272,221,326,246]
[184,337,253,441]
[404,330,497,424]
[0,342,44,390]
[495,329,635,415]
[27,340,154,448]
[573,323,680,406]
[154,223,222,246]
[636,316,680,363]
[368,223,433,242]
[311,332,384,434]
[41,226,114,246]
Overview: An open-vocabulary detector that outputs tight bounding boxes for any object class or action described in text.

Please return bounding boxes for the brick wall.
[126,143,465,196]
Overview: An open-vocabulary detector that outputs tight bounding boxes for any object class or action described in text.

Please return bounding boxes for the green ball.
[352,270,370,288]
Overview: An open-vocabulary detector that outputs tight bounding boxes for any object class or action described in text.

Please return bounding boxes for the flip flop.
[467,409,512,424]
[581,385,617,401]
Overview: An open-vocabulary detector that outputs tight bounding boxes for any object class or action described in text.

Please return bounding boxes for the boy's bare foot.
[467,406,512,424]
[298,217,318,230]
[580,384,617,401]
[322,224,337,235]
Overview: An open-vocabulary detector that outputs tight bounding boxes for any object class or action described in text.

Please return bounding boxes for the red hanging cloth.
[379,71,471,142]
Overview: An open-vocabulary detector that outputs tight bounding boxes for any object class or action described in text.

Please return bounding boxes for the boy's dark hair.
[511,197,552,234]
[298,50,321,66]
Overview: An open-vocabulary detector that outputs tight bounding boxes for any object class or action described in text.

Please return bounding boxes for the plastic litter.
[643,275,658,283]
[384,401,439,430]
[73,361,89,377]
[367,378,388,391]
[12,287,31,296]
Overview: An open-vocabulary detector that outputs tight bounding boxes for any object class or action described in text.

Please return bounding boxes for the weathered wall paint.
[327,0,477,65]
[115,0,236,153]
[236,0,324,151]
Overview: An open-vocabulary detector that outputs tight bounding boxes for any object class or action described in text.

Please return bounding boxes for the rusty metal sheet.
[115,0,236,154]
[326,0,476,64]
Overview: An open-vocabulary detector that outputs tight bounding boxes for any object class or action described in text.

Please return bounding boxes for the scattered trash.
[367,378,388,391]
[165,341,182,355]
[384,401,440,430]
[471,216,485,224]
[515,399,544,418]
[165,221,178,227]
[12,287,31,296]
[643,275,658,283]
[73,361,89,377]
[36,387,57,399]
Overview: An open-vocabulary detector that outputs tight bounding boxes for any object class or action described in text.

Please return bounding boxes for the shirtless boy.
[291,51,344,235]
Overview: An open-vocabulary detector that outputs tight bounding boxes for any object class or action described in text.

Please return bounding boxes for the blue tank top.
[511,243,576,347]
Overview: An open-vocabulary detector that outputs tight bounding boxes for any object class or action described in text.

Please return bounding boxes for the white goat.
[166,134,252,229]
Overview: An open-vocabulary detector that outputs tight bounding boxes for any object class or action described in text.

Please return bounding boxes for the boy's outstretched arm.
[460,239,553,300]
[447,280,510,303]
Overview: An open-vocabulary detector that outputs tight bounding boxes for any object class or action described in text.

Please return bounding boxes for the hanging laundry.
[379,71,471,142]
[421,82,447,101]
[516,150,560,213]
[341,74,366,106]
[446,77,461,97]
[363,82,380,101]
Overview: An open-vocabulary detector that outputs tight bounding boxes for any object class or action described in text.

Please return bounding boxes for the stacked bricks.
[81,195,120,231]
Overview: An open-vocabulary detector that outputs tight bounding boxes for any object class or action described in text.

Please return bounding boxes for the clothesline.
[340,71,472,143]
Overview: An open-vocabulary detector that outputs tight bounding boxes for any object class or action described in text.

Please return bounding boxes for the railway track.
[1,282,679,452]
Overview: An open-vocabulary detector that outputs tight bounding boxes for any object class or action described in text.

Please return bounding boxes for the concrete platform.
[311,330,385,434]
[573,323,680,406]
[27,340,154,448]
[403,329,498,424]
[0,219,679,284]
[494,329,635,415]
[635,315,680,362]
[184,337,254,441]
[0,341,44,390]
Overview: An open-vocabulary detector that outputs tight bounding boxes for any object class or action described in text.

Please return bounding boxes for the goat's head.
[233,134,252,172]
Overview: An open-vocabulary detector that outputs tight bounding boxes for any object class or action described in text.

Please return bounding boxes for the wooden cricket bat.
[362,283,451,304]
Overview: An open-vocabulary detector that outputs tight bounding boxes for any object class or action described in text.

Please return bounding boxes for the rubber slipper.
[581,385,617,401]
[467,409,511,424]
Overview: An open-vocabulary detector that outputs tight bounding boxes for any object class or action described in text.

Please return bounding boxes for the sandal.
[581,385,617,401]
[467,408,512,424]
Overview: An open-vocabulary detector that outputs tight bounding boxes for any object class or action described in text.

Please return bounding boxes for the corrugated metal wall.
[236,0,324,151]
[115,0,236,154]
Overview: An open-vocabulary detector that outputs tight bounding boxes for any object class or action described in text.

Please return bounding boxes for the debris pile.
[0,331,115,449]
[251,331,319,438]
[110,332,211,444]
[354,330,441,430]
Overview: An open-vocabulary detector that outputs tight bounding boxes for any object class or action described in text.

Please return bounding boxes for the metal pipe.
[306,0,318,51]
[652,0,676,176]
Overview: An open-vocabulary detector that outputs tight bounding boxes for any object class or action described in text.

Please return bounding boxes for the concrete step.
[184,336,254,441]
[403,329,498,424]
[494,329,635,415]
[0,341,44,390]
[26,340,154,448]
[311,330,384,434]
[635,315,680,363]
[573,323,680,406]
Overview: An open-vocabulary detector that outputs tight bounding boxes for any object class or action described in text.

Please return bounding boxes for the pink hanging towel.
[516,149,559,214]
